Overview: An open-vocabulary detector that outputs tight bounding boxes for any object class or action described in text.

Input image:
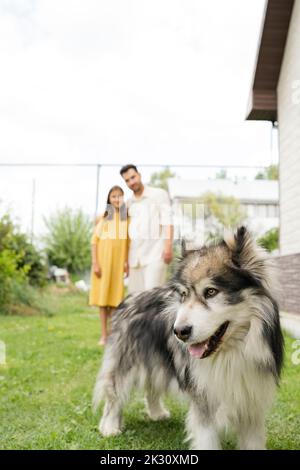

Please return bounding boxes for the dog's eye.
[204,288,219,299]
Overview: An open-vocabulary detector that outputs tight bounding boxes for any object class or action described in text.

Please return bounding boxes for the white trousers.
[128,260,167,294]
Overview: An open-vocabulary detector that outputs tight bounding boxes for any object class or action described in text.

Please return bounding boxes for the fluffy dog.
[92,227,284,450]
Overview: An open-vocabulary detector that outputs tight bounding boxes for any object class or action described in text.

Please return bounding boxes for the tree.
[257,227,279,252]
[44,208,92,274]
[149,167,176,191]
[255,164,279,180]
[215,169,227,179]
[200,192,247,242]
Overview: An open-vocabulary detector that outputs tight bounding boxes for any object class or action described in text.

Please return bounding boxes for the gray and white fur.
[92,227,284,450]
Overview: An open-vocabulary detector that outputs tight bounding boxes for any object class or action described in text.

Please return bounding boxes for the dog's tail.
[92,372,104,414]
[92,351,118,414]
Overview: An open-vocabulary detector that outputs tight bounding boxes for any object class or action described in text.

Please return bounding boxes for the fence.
[0,162,268,242]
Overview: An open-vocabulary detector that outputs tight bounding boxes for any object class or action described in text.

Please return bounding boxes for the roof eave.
[246,0,295,122]
[246,89,277,122]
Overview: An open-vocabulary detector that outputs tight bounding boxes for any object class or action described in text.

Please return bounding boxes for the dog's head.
[171,226,275,359]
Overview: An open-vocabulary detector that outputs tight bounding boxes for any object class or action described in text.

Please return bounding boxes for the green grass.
[0,287,299,450]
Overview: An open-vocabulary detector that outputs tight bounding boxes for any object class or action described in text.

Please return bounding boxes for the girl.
[89,186,129,345]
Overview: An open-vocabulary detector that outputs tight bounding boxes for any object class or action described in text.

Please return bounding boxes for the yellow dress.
[89,213,129,307]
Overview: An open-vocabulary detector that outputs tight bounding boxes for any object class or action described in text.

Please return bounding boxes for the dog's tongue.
[188,341,208,359]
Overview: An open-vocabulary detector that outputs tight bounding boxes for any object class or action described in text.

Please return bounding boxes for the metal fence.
[0,162,267,241]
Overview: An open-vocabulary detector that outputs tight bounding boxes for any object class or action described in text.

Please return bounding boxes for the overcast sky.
[0,0,277,235]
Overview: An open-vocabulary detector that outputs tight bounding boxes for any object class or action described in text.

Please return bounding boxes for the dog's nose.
[174,325,192,342]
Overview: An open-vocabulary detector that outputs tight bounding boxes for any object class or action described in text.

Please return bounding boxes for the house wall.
[277,0,300,256]
[276,253,300,314]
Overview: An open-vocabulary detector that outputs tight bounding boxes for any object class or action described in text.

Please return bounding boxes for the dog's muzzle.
[173,325,192,342]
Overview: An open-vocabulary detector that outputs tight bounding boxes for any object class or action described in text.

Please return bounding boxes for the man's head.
[120,164,143,193]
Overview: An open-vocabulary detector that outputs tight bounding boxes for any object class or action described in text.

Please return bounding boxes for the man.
[120,164,173,294]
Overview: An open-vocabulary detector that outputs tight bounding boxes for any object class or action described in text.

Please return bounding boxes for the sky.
[0,0,277,236]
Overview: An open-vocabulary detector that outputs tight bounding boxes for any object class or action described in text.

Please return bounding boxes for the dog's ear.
[224,226,258,267]
[224,226,249,267]
[224,226,277,294]
[224,226,269,281]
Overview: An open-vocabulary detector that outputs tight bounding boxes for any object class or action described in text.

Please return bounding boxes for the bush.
[43,207,92,274]
[0,212,47,313]
[0,248,26,309]
[8,233,48,287]
[257,227,279,252]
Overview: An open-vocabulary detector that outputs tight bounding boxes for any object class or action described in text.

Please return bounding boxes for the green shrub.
[257,227,279,252]
[43,207,92,274]
[0,211,47,313]
[8,233,47,287]
[0,248,25,309]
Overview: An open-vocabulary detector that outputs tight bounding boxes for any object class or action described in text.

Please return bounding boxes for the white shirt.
[127,185,173,268]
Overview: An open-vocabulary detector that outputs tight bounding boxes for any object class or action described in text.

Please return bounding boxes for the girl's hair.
[103,185,127,221]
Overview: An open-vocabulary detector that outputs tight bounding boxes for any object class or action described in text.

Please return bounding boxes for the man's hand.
[93,263,102,278]
[124,261,129,277]
[162,244,173,264]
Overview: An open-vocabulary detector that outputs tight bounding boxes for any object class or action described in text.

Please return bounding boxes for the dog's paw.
[99,419,122,437]
[148,407,171,421]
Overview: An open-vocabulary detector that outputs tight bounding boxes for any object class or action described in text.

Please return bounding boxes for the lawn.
[0,287,299,450]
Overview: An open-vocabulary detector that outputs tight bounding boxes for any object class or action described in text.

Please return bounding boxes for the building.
[168,178,279,244]
[247,0,300,314]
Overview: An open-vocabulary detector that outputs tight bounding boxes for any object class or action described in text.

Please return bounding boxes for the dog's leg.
[186,400,221,450]
[145,390,170,421]
[94,368,124,437]
[99,398,123,437]
[97,365,138,436]
[237,419,266,450]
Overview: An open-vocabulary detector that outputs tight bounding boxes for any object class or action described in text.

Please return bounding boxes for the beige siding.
[277,0,300,255]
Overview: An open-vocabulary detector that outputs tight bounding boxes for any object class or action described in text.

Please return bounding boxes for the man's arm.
[159,189,174,265]
[162,224,173,264]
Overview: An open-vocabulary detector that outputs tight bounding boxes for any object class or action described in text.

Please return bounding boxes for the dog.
[92,227,284,450]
